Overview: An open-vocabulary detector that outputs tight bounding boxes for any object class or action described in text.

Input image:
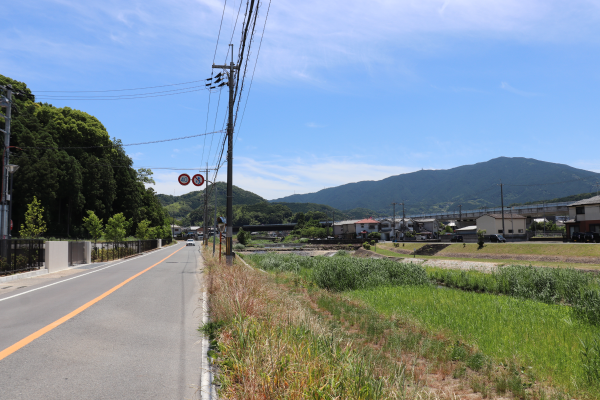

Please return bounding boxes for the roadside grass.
[203,250,448,399]
[439,243,600,258]
[349,285,600,394]
[242,252,600,398]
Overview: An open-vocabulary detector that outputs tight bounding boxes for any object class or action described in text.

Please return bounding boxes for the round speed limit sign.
[178,174,191,186]
[192,174,205,186]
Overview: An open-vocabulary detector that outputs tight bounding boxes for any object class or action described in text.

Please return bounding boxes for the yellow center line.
[0,245,185,362]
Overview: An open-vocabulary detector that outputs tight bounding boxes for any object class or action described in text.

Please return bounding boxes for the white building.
[355,218,380,239]
[476,214,526,235]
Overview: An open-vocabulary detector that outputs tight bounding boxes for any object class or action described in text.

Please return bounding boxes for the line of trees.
[0,74,170,238]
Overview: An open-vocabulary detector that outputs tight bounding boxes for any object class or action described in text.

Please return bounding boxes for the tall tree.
[20,196,47,238]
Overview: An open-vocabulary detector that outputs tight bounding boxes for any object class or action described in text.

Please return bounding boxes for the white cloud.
[500,82,539,97]
[7,0,600,83]
[152,156,420,199]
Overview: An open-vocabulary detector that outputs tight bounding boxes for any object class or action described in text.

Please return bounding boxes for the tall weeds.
[204,252,442,399]
[428,265,600,323]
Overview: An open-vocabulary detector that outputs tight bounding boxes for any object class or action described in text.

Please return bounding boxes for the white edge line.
[0,244,181,303]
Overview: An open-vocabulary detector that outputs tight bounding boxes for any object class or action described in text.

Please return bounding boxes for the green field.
[439,243,600,258]
[242,252,600,396]
[349,285,600,392]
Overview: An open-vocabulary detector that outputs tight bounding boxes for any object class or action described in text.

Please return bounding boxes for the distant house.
[333,220,359,239]
[413,218,439,236]
[355,218,380,239]
[565,195,600,239]
[476,214,526,235]
[171,225,182,236]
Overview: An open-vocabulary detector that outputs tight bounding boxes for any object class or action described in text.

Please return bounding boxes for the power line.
[35,79,210,93]
[233,0,270,148]
[202,0,230,167]
[36,87,223,101]
[15,130,224,149]
[37,85,212,99]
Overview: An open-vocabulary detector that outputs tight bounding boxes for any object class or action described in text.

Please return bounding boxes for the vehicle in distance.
[488,234,506,243]
[186,239,195,246]
[572,232,585,242]
[584,232,600,243]
[450,235,463,242]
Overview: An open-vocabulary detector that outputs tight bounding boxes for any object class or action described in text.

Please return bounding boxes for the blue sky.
[3,0,600,200]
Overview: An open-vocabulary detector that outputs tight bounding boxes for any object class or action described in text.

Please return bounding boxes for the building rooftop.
[456,225,478,231]
[356,218,379,224]
[333,220,360,226]
[569,195,600,206]
[483,214,526,219]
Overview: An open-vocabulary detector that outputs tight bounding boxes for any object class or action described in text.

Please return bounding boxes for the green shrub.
[312,257,429,292]
[393,243,399,248]
[233,243,246,251]
[363,243,371,250]
[367,232,381,240]
[237,227,249,245]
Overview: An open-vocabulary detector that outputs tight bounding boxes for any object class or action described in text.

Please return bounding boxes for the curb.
[0,268,48,283]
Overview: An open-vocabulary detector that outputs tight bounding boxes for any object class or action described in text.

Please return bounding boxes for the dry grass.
[203,250,479,399]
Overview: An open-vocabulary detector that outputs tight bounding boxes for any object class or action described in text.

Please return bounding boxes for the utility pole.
[458,204,462,227]
[332,210,335,238]
[500,181,505,235]
[213,44,239,265]
[204,164,209,246]
[543,201,546,236]
[213,181,217,255]
[391,202,399,242]
[0,85,12,240]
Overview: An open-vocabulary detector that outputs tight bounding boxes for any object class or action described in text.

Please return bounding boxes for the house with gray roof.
[565,195,600,239]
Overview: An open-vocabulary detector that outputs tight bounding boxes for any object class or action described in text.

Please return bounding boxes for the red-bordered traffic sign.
[192,174,205,187]
[178,174,191,186]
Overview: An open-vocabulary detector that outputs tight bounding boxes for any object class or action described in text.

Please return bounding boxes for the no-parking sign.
[192,174,205,187]
[178,174,191,186]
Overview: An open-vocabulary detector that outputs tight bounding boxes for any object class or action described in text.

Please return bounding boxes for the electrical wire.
[233,0,270,149]
[15,130,224,149]
[37,85,211,99]
[35,79,210,93]
[202,0,229,167]
[35,87,223,101]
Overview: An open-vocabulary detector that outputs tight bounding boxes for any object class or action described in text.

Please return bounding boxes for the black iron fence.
[91,240,158,262]
[0,239,45,276]
[163,237,173,246]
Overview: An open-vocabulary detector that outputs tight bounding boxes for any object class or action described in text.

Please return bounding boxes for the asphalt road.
[0,242,206,400]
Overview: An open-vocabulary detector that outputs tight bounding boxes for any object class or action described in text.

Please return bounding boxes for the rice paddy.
[242,252,600,396]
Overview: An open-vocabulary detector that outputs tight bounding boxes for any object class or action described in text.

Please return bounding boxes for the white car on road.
[186,239,195,246]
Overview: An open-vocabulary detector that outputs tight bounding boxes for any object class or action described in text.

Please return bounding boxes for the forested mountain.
[275,203,384,220]
[159,183,383,226]
[272,157,600,215]
[0,74,168,237]
[158,182,266,222]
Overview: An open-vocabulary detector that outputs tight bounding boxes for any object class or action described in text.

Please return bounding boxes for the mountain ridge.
[271,157,600,214]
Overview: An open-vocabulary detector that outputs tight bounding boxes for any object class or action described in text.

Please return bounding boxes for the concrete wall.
[477,215,495,234]
[45,241,69,273]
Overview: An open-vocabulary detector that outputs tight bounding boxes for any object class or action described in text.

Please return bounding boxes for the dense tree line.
[0,74,169,238]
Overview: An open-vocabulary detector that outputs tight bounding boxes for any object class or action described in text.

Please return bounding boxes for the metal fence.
[0,239,45,276]
[91,240,158,262]
[163,237,173,246]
